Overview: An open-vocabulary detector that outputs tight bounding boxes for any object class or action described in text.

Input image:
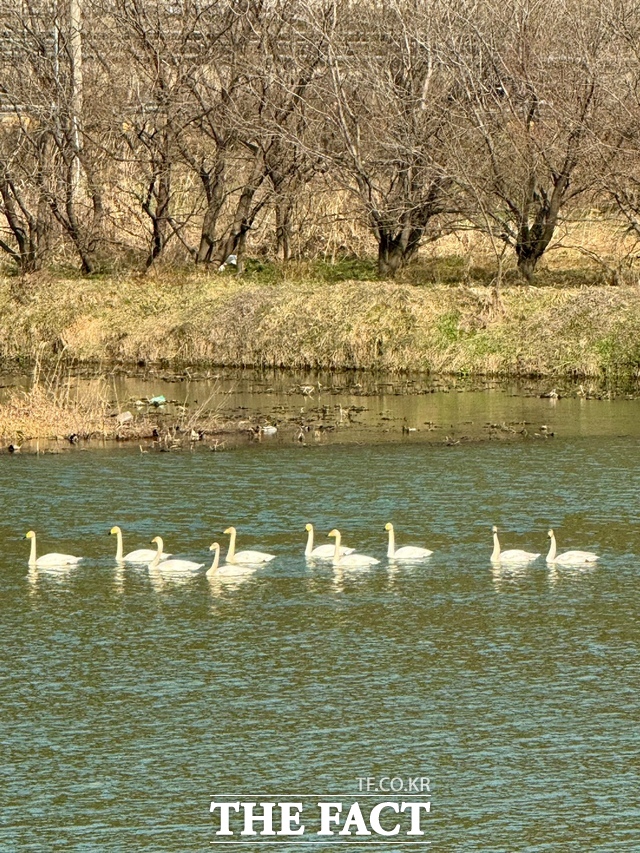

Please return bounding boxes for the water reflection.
[148,566,195,591]
[491,563,533,589]
[207,572,253,595]
[331,565,345,593]
[26,567,39,593]
[26,564,75,594]
[547,564,598,585]
[114,565,126,593]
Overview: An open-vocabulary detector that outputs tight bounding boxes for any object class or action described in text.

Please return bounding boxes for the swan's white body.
[491,526,540,563]
[110,525,171,563]
[206,543,257,578]
[149,536,204,573]
[546,529,599,565]
[25,530,82,569]
[305,523,354,559]
[385,523,433,559]
[328,529,379,567]
[224,526,275,564]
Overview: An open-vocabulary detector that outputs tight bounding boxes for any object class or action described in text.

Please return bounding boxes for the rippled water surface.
[1,422,639,850]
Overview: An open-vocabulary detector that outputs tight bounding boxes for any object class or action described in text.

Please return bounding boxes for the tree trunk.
[0,168,50,274]
[516,253,537,284]
[196,157,226,264]
[211,155,266,270]
[144,163,172,268]
[377,225,423,278]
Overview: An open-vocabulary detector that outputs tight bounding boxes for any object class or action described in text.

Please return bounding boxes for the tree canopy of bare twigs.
[0,0,638,282]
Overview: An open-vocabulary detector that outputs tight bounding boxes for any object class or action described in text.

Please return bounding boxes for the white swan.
[25,530,82,569]
[206,542,257,578]
[385,522,433,560]
[491,526,540,563]
[224,526,275,564]
[546,529,599,565]
[328,529,380,567]
[148,536,204,573]
[305,523,354,559]
[110,525,171,563]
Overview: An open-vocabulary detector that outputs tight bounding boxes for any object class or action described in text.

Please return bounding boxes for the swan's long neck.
[387,526,396,558]
[226,529,237,563]
[149,538,163,569]
[332,531,342,564]
[491,531,501,561]
[28,534,37,567]
[114,529,123,562]
[546,534,557,562]
[305,527,313,557]
[209,546,220,573]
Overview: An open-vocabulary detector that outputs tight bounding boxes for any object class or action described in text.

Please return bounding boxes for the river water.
[0,384,639,851]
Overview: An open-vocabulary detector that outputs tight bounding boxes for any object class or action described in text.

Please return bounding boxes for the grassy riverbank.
[2,264,640,380]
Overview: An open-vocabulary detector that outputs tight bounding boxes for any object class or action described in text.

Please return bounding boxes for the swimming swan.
[385,523,433,559]
[110,525,171,563]
[206,542,257,578]
[328,529,380,567]
[491,526,540,563]
[224,526,275,564]
[305,523,354,559]
[546,529,599,565]
[25,530,82,569]
[148,536,204,573]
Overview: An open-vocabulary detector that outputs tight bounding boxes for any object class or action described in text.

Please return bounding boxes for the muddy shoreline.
[2,366,638,454]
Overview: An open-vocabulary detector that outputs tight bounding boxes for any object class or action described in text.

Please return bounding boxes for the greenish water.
[1,429,639,850]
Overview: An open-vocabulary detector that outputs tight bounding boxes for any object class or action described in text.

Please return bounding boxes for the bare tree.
[0,0,99,273]
[311,0,454,277]
[91,0,209,268]
[175,0,325,269]
[0,0,632,282]
[596,0,640,276]
[444,0,611,283]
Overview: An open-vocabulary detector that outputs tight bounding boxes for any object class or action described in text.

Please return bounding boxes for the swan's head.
[110,526,121,536]
[25,530,35,540]
[385,522,393,532]
[224,527,235,536]
[151,536,163,547]
[548,529,554,538]
[209,542,220,553]
[492,525,498,534]
[305,523,313,532]
[328,529,339,538]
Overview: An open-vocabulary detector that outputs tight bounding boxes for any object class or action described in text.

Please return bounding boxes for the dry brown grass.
[0,352,229,447]
[0,358,112,442]
[2,247,640,385]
